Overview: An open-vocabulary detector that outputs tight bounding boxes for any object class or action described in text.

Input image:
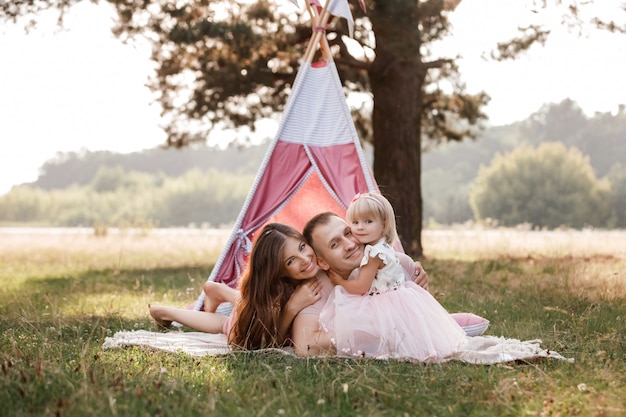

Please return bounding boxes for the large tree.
[3,0,623,257]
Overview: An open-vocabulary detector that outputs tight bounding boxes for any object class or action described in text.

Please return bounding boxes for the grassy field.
[0,228,624,417]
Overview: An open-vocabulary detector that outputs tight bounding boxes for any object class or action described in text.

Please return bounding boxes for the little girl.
[318,192,467,361]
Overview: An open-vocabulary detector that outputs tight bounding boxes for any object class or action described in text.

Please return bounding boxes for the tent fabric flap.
[307,143,378,206]
[195,60,382,308]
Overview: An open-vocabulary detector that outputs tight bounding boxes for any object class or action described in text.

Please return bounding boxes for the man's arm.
[397,252,429,291]
[291,313,336,357]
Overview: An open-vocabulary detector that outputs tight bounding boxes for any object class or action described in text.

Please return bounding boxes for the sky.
[0,0,625,195]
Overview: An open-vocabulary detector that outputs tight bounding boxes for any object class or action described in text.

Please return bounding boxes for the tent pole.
[303,0,332,63]
[306,1,333,62]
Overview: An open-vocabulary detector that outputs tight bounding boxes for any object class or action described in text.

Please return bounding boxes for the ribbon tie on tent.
[234,228,253,280]
[236,229,253,255]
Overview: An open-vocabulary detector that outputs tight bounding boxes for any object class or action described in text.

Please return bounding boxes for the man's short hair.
[303,211,339,250]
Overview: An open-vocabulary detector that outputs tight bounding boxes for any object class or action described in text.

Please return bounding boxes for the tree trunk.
[368,1,425,258]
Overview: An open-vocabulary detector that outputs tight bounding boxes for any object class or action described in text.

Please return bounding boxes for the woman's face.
[281,236,319,280]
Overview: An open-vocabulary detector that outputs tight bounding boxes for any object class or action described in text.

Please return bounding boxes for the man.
[291,212,429,356]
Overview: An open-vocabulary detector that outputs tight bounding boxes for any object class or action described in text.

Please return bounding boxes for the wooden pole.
[303,0,333,63]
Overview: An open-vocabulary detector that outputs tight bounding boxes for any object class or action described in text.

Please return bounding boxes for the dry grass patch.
[0,229,229,270]
[423,229,626,261]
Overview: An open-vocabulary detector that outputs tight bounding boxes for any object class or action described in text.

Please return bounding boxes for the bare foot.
[202,281,239,312]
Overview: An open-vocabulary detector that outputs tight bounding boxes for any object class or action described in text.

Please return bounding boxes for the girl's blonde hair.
[346,192,399,245]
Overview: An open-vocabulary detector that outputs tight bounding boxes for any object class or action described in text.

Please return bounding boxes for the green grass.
[1,232,624,416]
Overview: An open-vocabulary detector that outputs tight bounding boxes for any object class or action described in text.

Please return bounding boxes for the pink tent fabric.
[194,59,380,310]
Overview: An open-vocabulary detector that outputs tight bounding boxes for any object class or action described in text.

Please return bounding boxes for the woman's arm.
[277,279,321,342]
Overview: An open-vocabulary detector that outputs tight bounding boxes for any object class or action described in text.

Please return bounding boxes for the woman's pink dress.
[319,239,467,361]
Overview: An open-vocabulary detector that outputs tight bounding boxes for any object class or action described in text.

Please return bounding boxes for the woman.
[149,223,323,350]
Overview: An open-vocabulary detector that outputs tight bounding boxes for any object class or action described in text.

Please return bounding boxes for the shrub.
[470,142,610,228]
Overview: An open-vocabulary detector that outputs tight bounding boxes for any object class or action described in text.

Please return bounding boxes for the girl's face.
[349,212,385,245]
[281,236,319,280]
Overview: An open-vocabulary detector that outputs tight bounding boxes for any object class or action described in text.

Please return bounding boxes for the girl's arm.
[333,256,383,295]
[278,279,321,341]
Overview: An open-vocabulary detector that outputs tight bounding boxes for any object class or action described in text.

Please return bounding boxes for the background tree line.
[422,99,626,227]
[0,168,254,229]
[1,100,624,229]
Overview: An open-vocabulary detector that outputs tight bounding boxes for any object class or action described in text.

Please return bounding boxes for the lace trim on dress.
[361,239,393,268]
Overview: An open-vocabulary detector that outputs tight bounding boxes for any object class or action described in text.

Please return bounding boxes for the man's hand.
[413,261,429,291]
[327,269,346,286]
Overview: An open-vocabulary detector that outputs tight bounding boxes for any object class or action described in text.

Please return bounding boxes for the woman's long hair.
[228,223,303,350]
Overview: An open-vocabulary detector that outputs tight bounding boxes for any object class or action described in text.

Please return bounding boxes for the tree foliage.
[423,101,626,227]
[3,0,624,255]
[519,100,626,177]
[606,163,626,228]
[470,142,610,229]
[33,145,267,190]
[0,169,254,228]
[422,166,473,225]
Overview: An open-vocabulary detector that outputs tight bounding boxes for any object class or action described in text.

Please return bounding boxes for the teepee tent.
[194,0,379,310]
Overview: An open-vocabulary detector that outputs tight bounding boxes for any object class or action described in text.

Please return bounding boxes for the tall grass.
[1,229,624,416]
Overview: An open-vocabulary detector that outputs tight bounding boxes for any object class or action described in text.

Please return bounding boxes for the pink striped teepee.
[195,0,380,310]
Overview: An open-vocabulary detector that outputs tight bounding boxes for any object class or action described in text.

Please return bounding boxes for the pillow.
[451,312,490,337]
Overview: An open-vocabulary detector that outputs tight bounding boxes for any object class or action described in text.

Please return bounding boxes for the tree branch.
[327,29,373,71]
[491,24,551,61]
[423,58,454,71]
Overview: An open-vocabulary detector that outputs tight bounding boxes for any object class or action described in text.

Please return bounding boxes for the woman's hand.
[278,279,323,342]
[288,278,322,313]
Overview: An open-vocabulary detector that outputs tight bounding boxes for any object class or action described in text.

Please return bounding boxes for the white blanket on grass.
[102,330,574,364]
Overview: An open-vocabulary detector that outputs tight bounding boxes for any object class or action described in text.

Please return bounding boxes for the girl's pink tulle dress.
[319,239,467,361]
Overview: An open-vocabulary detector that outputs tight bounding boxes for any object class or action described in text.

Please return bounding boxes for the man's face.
[310,215,364,279]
